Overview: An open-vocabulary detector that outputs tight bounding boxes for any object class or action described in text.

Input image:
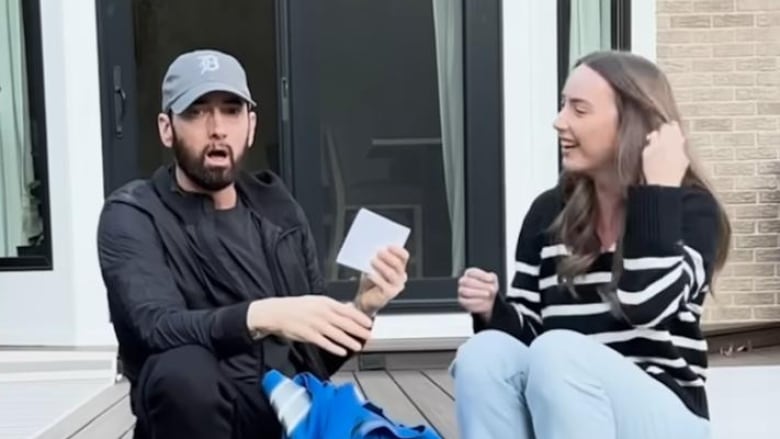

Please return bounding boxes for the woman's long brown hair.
[550,50,732,313]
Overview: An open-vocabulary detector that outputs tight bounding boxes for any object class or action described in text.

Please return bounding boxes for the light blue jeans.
[450,329,711,439]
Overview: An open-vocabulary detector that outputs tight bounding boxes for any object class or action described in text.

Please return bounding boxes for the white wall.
[0,0,112,346]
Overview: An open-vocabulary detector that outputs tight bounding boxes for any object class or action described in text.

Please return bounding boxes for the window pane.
[568,0,612,69]
[0,0,45,258]
[316,0,465,281]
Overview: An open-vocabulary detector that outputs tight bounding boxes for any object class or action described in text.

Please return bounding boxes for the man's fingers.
[368,267,393,294]
[318,320,363,353]
[372,256,404,287]
[386,246,410,265]
[329,312,372,342]
[301,326,348,357]
[332,301,374,328]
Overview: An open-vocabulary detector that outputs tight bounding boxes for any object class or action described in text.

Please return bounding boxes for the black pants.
[130,345,282,439]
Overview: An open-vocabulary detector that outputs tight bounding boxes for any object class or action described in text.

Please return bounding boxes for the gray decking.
[28,346,780,439]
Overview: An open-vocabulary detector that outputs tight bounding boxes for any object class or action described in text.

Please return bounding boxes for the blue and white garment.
[261,369,442,439]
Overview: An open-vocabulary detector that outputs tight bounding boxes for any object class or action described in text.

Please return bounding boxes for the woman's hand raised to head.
[642,121,690,187]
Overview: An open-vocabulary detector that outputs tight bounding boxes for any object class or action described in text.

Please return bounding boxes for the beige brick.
[735,116,778,130]
[688,133,713,148]
[736,58,778,72]
[714,73,756,86]
[715,177,736,191]
[716,164,755,178]
[714,43,756,57]
[756,12,780,26]
[732,263,776,276]
[734,292,776,305]
[672,15,713,28]
[697,147,735,160]
[732,220,757,233]
[759,191,780,203]
[681,102,754,116]
[658,15,673,29]
[675,87,734,102]
[757,73,780,85]
[757,44,780,56]
[737,87,780,101]
[720,190,757,203]
[755,306,780,320]
[734,175,777,190]
[693,118,734,131]
[737,0,780,11]
[758,220,780,233]
[737,234,779,248]
[659,59,692,73]
[711,133,757,146]
[658,44,713,58]
[755,278,780,291]
[711,306,753,320]
[758,249,780,262]
[692,29,737,43]
[736,204,779,218]
[728,249,756,262]
[736,147,777,159]
[719,278,755,291]
[736,27,780,42]
[757,133,780,145]
[758,103,780,115]
[668,73,714,87]
[713,13,756,27]
[658,30,695,44]
[692,59,736,72]
[696,0,736,12]
[758,161,780,174]
[660,1,695,13]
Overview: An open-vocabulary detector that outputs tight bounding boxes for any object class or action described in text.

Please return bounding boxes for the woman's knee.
[525,330,594,392]
[140,345,227,412]
[452,330,528,382]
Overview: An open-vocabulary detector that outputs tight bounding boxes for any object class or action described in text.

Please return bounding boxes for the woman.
[452,50,730,439]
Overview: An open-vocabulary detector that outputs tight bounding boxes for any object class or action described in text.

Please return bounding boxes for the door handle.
[112,65,127,138]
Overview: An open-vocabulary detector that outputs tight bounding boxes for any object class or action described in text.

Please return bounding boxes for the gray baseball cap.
[161,49,256,114]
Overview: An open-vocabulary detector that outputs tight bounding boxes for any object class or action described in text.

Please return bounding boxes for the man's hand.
[355,246,410,316]
[247,296,373,357]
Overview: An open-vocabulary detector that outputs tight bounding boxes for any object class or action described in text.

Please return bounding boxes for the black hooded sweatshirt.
[97,165,354,386]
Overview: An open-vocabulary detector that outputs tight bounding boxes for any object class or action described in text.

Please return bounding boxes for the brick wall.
[656,0,780,323]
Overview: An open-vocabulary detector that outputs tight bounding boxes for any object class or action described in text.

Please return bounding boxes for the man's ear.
[158,112,174,148]
[247,110,258,148]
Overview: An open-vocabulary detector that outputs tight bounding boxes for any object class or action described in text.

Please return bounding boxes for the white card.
[336,208,410,274]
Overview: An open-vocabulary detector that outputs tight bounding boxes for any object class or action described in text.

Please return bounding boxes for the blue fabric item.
[261,369,442,439]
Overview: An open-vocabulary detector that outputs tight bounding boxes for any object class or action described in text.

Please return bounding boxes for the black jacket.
[97,165,350,383]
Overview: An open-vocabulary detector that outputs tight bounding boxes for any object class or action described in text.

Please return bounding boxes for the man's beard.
[171,132,246,192]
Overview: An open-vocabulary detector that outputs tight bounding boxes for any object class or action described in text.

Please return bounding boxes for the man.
[97,49,409,439]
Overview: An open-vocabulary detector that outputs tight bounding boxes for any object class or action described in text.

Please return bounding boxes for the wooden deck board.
[390,370,458,439]
[354,370,429,428]
[423,369,455,399]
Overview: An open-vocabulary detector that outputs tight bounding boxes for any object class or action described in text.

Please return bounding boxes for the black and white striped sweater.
[479,184,722,420]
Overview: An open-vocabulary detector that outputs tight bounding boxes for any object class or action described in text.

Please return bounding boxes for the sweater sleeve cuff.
[212,302,254,355]
[624,185,683,256]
